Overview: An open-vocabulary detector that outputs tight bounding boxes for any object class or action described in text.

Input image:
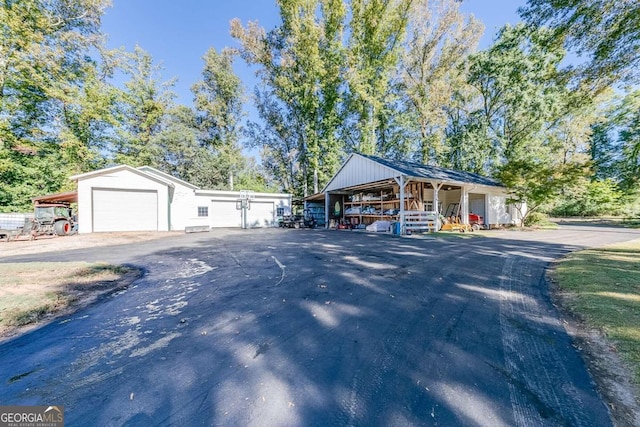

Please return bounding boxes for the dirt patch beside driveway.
[0,231,180,258]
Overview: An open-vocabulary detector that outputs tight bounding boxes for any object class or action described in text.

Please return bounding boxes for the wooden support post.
[431,181,444,216]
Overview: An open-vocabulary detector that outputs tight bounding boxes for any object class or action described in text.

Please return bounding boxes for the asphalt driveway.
[1,225,639,426]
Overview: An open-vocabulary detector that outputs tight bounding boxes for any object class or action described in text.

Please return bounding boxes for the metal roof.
[32,190,78,205]
[358,154,503,188]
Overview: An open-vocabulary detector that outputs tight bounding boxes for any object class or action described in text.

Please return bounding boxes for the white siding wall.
[487,193,512,225]
[324,154,400,192]
[196,191,291,228]
[76,169,170,233]
[170,185,208,231]
[137,167,205,231]
[441,189,461,215]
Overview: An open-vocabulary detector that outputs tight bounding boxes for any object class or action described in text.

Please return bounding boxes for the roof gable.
[69,165,174,188]
[322,153,403,192]
[137,166,199,190]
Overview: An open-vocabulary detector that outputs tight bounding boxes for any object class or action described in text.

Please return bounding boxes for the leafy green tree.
[583,90,640,194]
[192,48,244,149]
[589,120,619,182]
[345,0,411,155]
[444,107,494,174]
[466,25,594,224]
[551,178,623,217]
[231,0,347,196]
[0,0,111,210]
[401,0,483,165]
[57,57,123,175]
[520,0,640,85]
[498,159,588,225]
[468,25,572,163]
[114,46,176,167]
[243,89,303,193]
[153,105,203,182]
[615,90,640,192]
[190,47,247,190]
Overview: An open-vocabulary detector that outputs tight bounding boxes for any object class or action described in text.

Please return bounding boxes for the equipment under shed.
[306,153,522,234]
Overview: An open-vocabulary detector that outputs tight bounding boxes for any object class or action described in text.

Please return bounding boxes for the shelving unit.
[344,191,393,226]
[343,189,421,226]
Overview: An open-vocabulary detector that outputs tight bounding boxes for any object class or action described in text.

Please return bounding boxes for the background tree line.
[1,0,638,219]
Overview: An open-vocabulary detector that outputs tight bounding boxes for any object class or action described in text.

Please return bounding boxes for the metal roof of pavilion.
[359,154,503,187]
[322,153,504,193]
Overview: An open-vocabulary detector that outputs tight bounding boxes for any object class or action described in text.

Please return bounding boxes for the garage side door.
[247,201,274,228]
[469,193,486,223]
[211,200,242,228]
[93,188,158,232]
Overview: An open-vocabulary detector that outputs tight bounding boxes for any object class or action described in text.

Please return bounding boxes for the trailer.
[278,209,317,229]
[0,213,32,241]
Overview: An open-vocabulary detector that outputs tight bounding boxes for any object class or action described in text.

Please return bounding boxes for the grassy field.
[0,262,135,331]
[552,239,640,386]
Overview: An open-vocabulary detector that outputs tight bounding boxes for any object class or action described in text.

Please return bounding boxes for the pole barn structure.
[306,153,522,234]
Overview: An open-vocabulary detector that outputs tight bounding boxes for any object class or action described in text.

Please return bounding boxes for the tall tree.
[345,0,412,155]
[401,0,483,165]
[589,115,620,182]
[520,0,640,86]
[114,46,176,167]
[231,0,347,196]
[56,56,123,176]
[0,0,111,210]
[615,90,640,191]
[468,25,571,163]
[192,48,243,150]
[467,25,592,223]
[153,104,202,183]
[190,47,246,190]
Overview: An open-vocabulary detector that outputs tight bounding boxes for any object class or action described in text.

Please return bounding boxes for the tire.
[54,220,71,236]
[471,224,480,232]
[294,222,300,229]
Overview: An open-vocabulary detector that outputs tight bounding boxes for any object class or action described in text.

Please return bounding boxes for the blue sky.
[102,0,527,107]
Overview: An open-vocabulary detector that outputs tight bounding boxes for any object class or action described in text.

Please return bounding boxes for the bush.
[524,211,550,226]
[551,179,624,217]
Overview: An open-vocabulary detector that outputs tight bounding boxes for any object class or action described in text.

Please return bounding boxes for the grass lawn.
[0,262,135,331]
[552,239,640,386]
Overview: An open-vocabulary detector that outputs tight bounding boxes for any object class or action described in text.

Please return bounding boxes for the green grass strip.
[553,239,640,385]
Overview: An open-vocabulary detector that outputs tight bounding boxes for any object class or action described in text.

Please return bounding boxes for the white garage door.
[211,200,242,228]
[248,201,274,228]
[92,188,158,232]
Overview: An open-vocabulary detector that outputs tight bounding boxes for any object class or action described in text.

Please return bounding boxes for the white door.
[92,188,158,232]
[247,201,274,228]
[469,194,486,222]
[211,200,242,228]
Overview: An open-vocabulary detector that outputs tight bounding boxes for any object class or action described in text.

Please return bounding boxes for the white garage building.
[70,165,291,233]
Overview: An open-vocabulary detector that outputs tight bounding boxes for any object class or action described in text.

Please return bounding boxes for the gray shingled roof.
[360,154,504,188]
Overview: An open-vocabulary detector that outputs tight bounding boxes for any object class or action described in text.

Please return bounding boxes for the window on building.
[198,206,209,217]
